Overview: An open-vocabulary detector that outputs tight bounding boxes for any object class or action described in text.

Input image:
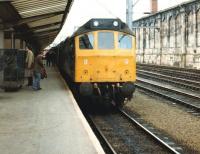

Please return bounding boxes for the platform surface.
[0,68,104,154]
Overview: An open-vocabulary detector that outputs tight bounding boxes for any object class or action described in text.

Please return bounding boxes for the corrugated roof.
[0,0,73,49]
[12,0,66,18]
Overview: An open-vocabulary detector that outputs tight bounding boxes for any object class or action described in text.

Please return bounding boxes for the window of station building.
[169,17,175,48]
[142,25,149,49]
[149,23,155,49]
[155,21,159,49]
[118,33,132,49]
[175,14,181,48]
[186,12,194,47]
[143,28,147,49]
[139,28,143,49]
[79,33,94,49]
[145,28,150,49]
[197,10,200,46]
[161,20,168,48]
[98,32,114,49]
[136,28,140,49]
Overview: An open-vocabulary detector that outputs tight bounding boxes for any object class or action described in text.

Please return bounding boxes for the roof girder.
[1,11,64,30]
[29,22,61,31]
[33,28,59,37]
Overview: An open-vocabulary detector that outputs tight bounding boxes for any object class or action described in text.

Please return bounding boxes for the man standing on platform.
[25,45,34,86]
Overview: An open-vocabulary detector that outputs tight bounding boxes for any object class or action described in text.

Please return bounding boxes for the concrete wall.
[133,0,200,69]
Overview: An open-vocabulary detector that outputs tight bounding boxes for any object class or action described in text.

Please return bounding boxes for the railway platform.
[0,67,105,154]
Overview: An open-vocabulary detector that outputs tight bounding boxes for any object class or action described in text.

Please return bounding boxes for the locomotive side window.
[98,32,114,49]
[79,33,94,49]
[118,33,132,49]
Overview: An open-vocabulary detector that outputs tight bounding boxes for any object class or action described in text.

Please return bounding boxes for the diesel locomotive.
[55,18,136,107]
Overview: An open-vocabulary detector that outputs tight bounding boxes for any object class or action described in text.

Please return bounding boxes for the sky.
[49,0,190,47]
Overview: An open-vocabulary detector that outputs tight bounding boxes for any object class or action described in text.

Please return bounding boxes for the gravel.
[125,90,200,153]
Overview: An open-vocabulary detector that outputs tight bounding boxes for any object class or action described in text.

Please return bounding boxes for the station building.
[133,0,200,69]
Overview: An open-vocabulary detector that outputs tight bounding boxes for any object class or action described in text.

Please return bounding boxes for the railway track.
[137,64,200,82]
[136,78,200,113]
[137,70,200,91]
[88,115,117,154]
[137,63,200,74]
[88,109,184,154]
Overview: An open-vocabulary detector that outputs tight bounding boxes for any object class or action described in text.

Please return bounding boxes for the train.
[53,18,136,107]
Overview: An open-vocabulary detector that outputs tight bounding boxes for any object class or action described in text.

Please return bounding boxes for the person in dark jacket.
[52,51,56,66]
[32,51,44,90]
[46,52,51,67]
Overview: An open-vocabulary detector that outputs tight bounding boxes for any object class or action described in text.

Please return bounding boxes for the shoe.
[32,87,42,91]
[32,87,38,91]
[26,84,32,87]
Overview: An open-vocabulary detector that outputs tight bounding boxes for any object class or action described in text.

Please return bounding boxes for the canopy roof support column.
[0,30,4,48]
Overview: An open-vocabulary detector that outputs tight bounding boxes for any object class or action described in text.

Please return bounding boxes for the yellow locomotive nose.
[76,55,136,82]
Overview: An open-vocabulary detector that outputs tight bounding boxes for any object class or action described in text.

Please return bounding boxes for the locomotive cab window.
[118,33,132,49]
[79,33,94,49]
[98,32,114,49]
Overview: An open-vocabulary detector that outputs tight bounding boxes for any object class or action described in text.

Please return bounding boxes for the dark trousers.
[28,77,33,86]
[46,60,51,67]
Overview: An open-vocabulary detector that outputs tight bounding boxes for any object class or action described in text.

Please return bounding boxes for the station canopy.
[0,0,73,49]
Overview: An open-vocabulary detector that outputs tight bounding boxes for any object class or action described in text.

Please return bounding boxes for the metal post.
[20,39,23,49]
[0,30,4,49]
[11,32,15,49]
[126,0,133,29]
[0,19,4,49]
[23,41,26,49]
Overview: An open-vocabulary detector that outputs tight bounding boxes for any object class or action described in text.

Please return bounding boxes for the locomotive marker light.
[113,21,119,27]
[124,59,129,64]
[93,21,99,27]
[83,59,88,65]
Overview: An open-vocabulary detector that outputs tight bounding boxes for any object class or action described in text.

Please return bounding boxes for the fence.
[0,49,26,91]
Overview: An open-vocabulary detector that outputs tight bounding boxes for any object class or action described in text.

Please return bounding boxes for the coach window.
[98,32,114,49]
[79,33,94,49]
[118,33,132,49]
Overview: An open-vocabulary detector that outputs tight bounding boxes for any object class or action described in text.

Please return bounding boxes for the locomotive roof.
[72,18,134,37]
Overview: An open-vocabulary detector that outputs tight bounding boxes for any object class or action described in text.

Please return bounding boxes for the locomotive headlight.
[93,21,99,27]
[113,21,119,27]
